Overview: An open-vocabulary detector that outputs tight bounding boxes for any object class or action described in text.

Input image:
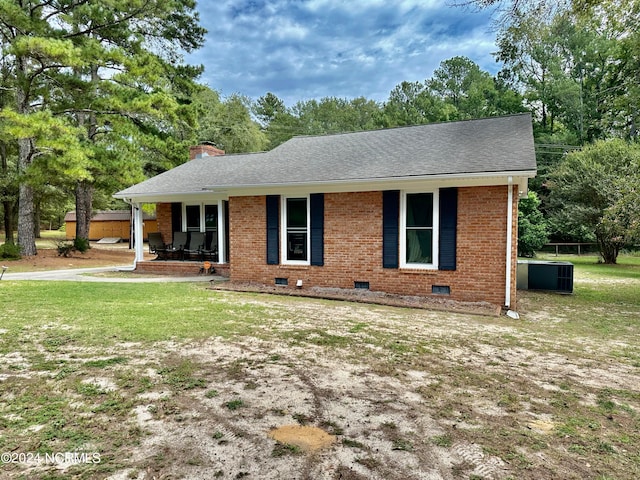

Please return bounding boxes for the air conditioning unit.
[517,260,574,294]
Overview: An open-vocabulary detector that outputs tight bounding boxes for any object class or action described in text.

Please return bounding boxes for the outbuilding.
[64,210,157,241]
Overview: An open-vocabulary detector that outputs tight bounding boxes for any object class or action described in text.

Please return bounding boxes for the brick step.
[135,260,230,277]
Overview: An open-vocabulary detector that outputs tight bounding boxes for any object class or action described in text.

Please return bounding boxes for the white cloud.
[188,0,499,105]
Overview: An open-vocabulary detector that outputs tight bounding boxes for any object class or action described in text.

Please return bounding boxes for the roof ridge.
[288,113,532,140]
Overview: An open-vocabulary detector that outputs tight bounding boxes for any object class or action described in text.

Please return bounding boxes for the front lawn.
[0,257,638,479]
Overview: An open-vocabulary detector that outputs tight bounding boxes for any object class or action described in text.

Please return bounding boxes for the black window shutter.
[310,193,324,266]
[439,187,457,271]
[266,195,280,265]
[171,203,182,235]
[382,190,400,268]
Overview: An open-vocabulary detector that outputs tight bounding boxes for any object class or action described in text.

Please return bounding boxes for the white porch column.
[217,199,225,264]
[133,203,145,263]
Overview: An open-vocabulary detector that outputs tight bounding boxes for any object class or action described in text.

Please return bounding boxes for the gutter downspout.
[505,177,514,310]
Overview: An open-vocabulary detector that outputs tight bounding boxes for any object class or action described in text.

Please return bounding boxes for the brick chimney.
[189,144,225,160]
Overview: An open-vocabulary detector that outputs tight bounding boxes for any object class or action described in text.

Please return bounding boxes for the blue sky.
[188,0,499,107]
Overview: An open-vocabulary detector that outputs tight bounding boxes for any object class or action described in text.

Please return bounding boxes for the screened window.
[185,205,201,232]
[204,204,218,254]
[205,205,217,231]
[284,197,308,263]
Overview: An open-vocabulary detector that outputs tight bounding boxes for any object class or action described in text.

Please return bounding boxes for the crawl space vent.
[432,285,451,295]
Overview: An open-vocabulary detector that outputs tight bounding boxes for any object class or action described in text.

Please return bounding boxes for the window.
[181,202,225,263]
[204,205,217,232]
[282,196,309,264]
[185,205,201,232]
[400,191,439,269]
[184,204,218,232]
[204,204,218,256]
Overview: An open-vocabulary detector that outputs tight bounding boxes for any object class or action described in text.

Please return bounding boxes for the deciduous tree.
[517,191,548,257]
[196,89,267,153]
[548,139,640,263]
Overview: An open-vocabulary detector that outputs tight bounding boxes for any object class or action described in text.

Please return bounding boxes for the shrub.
[0,243,21,260]
[55,238,91,257]
[56,241,75,257]
[73,237,91,253]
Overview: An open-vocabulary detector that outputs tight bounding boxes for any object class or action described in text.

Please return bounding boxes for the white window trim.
[183,203,219,233]
[217,200,225,264]
[182,202,225,264]
[281,195,310,266]
[183,203,203,232]
[399,189,439,270]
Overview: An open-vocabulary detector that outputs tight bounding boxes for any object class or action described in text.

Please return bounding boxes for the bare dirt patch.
[1,291,638,480]
[268,425,336,452]
[4,244,140,271]
[211,281,502,316]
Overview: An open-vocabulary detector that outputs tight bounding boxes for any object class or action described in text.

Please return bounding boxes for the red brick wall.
[189,145,225,159]
[135,260,230,277]
[156,203,173,245]
[229,186,519,307]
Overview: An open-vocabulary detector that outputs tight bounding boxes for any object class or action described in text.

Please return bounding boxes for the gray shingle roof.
[115,114,536,198]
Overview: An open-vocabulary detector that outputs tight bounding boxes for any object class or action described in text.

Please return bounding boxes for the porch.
[128,200,230,277]
[135,259,230,277]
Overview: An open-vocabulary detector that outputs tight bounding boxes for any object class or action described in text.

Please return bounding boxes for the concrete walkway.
[0,266,221,283]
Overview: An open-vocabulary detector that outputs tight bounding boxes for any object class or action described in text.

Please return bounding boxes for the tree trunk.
[34,197,42,238]
[75,180,93,241]
[598,238,618,264]
[17,138,37,255]
[0,142,15,244]
[2,200,15,244]
[72,63,99,245]
[17,182,36,255]
[15,56,37,256]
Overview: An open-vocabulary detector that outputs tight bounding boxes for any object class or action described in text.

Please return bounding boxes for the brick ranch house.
[114,114,536,310]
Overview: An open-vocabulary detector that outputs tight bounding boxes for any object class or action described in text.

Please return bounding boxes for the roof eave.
[205,169,537,196]
[115,169,536,203]
[113,190,223,204]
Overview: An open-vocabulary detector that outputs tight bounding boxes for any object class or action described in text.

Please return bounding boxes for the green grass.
[271,442,302,457]
[158,358,207,390]
[224,399,245,410]
[0,258,638,479]
[84,357,129,368]
[0,283,268,347]
[516,253,640,341]
[536,253,640,279]
[1,230,66,251]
